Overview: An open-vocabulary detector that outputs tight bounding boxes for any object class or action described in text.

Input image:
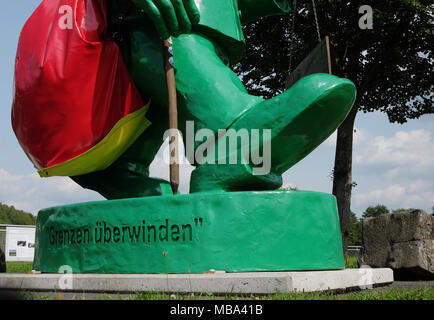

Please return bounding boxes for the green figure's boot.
[189,73,356,193]
[72,29,356,198]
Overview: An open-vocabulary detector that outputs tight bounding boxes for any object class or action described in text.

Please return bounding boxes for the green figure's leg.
[71,104,173,199]
[128,27,276,193]
[72,25,262,199]
[131,28,307,194]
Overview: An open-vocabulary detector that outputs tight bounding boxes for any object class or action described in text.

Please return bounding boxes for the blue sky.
[0,1,433,216]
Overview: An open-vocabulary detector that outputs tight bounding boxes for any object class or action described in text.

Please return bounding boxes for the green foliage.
[234,0,434,123]
[348,211,362,245]
[0,202,36,225]
[391,208,416,213]
[362,204,389,219]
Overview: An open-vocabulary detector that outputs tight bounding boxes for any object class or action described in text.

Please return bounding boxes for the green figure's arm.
[238,0,291,23]
[129,0,201,40]
[109,0,291,63]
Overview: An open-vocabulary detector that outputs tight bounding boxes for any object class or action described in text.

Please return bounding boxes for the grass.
[6,262,33,273]
[270,287,434,300]
[345,256,358,269]
[131,287,434,300]
[21,287,434,301]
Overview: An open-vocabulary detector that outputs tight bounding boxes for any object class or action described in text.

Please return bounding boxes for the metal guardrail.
[347,246,362,257]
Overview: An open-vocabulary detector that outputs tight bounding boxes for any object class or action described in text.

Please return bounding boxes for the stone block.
[363,209,433,280]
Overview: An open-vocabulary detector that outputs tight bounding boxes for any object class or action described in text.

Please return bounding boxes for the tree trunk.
[332,100,359,258]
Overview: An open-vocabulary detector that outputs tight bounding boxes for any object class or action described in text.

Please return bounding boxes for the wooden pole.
[163,38,179,195]
[325,36,332,75]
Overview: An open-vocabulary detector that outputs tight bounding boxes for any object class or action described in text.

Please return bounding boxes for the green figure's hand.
[133,0,200,40]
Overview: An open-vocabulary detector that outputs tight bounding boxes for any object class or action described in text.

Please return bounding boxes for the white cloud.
[0,168,104,215]
[354,129,434,169]
[408,179,433,193]
[0,137,196,216]
[354,184,406,207]
[0,157,195,216]
[352,128,434,214]
[353,127,369,146]
[353,182,434,213]
[383,167,400,178]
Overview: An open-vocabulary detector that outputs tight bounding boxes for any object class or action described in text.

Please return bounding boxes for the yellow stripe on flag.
[38,104,151,177]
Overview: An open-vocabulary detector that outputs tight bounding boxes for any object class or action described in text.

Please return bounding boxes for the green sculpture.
[71,0,356,198]
[32,0,357,274]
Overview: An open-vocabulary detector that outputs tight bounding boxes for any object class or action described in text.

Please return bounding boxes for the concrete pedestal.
[0,269,393,296]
